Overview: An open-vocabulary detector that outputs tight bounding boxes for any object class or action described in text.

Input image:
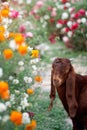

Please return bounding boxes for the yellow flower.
[0,26,5,33]
[1,8,9,17]
[31,50,39,58]
[35,76,42,82]
[14,33,25,45]
[3,49,13,60]
[18,45,28,55]
[27,89,34,95]
[10,111,22,125]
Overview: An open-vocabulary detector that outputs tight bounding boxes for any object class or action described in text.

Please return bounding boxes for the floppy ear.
[66,66,78,118]
[48,68,56,111]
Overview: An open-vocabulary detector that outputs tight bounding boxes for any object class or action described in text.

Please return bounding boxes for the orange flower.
[35,76,42,82]
[1,8,9,17]
[0,81,10,100]
[1,90,10,100]
[31,120,37,128]
[0,26,5,33]
[14,33,25,45]
[0,81,9,94]
[27,89,34,95]
[8,32,15,39]
[10,111,22,125]
[18,45,28,55]
[0,32,5,41]
[26,120,37,130]
[3,49,13,60]
[0,13,2,23]
[31,50,39,58]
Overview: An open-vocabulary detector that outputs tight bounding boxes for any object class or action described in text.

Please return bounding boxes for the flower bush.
[0,1,43,129]
[30,0,87,51]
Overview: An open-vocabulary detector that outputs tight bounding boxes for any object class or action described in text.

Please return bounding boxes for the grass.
[41,40,87,66]
[30,91,71,130]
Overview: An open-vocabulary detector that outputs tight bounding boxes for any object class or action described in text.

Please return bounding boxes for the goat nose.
[54,79,59,84]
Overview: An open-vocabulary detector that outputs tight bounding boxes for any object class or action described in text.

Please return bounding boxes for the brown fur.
[48,58,87,130]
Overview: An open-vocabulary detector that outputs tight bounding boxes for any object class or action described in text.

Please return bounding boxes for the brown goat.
[48,58,87,130]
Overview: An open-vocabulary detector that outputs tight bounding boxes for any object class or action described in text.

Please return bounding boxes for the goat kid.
[48,58,87,130]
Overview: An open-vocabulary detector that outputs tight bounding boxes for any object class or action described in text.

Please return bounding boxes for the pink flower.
[48,6,53,11]
[36,1,44,8]
[25,32,33,38]
[78,9,86,16]
[19,25,26,33]
[63,36,69,43]
[9,10,19,19]
[51,11,57,17]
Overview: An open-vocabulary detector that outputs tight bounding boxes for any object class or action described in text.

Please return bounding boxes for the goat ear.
[48,68,56,111]
[66,66,78,118]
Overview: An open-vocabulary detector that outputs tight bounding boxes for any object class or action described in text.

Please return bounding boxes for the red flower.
[61,0,69,4]
[71,23,79,30]
[73,13,80,19]
[49,18,55,23]
[57,19,67,25]
[65,27,70,32]
[49,34,56,44]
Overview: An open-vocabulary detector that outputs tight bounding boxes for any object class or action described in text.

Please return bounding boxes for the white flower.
[18,0,23,4]
[63,36,69,43]
[21,98,29,110]
[86,11,87,16]
[9,40,17,51]
[9,76,14,80]
[67,21,73,28]
[2,115,9,122]
[81,18,86,23]
[23,93,29,98]
[40,18,44,23]
[44,15,50,20]
[0,68,3,77]
[0,103,7,112]
[18,61,24,66]
[42,22,47,28]
[22,112,30,124]
[17,106,22,111]
[26,0,32,4]
[65,3,71,8]
[13,79,19,84]
[4,31,9,38]
[30,58,39,64]
[5,101,11,107]
[15,90,20,94]
[56,23,62,28]
[32,65,37,70]
[28,46,33,52]
[24,76,32,83]
[10,94,15,102]
[32,70,38,75]
[67,31,73,37]
[61,12,69,19]
[19,66,25,71]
